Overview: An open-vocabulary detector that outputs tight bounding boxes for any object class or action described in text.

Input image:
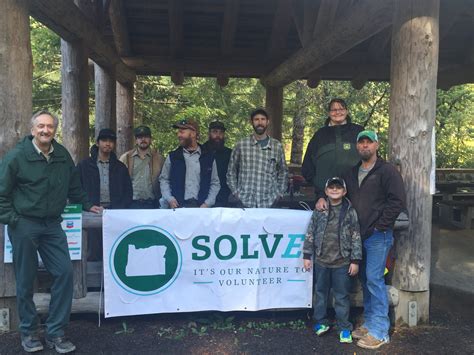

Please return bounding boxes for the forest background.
[32,20,474,168]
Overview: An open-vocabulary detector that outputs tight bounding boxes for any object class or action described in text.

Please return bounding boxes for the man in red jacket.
[343,130,406,350]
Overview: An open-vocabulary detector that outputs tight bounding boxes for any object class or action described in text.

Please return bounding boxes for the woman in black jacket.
[302,98,363,210]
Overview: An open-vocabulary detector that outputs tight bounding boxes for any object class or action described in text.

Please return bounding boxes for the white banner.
[3,204,83,263]
[103,208,313,318]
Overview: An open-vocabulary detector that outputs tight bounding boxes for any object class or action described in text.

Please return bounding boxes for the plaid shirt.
[227,135,288,208]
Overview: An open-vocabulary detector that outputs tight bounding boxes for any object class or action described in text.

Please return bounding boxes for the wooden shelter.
[1,0,474,331]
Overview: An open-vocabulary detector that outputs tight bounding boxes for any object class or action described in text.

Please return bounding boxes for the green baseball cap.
[134,125,152,137]
[357,130,378,142]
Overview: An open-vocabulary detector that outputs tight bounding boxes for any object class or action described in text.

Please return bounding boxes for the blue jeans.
[359,229,393,341]
[313,263,353,331]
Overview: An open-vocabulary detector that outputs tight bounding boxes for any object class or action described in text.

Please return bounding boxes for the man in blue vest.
[159,119,220,208]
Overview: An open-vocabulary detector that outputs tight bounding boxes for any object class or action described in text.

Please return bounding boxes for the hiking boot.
[45,336,76,354]
[352,326,369,339]
[339,330,353,344]
[21,335,44,353]
[356,334,389,350]
[313,323,330,336]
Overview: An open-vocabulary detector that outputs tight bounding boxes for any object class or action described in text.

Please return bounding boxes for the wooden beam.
[437,64,474,90]
[306,70,321,88]
[268,0,293,57]
[116,82,134,157]
[313,0,339,40]
[216,74,229,87]
[171,71,184,86]
[94,63,116,135]
[122,56,270,77]
[108,0,131,56]
[29,0,135,84]
[265,86,284,141]
[261,0,393,87]
[61,39,90,164]
[168,0,184,58]
[221,0,240,57]
[389,0,440,325]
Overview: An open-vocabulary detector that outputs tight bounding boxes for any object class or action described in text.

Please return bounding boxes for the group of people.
[0,98,405,353]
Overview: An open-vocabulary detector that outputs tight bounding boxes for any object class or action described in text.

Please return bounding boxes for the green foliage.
[29,20,473,168]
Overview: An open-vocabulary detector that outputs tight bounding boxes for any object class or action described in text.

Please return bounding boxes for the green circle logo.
[109,226,182,295]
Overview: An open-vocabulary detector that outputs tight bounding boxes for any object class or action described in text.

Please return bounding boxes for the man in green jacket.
[0,111,102,353]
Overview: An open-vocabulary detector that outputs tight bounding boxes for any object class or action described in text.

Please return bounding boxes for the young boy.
[303,177,362,344]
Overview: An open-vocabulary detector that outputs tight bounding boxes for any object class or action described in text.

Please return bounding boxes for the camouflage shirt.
[303,198,362,263]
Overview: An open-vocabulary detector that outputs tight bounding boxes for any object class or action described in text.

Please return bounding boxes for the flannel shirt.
[226,135,288,208]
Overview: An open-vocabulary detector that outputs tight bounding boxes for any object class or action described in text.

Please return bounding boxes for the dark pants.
[130,199,156,209]
[8,218,73,338]
[313,262,353,331]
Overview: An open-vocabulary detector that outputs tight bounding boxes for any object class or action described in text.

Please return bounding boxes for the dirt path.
[1,285,472,354]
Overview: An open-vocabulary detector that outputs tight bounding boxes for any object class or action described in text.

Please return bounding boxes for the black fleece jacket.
[76,145,133,209]
[343,158,406,239]
[302,118,363,200]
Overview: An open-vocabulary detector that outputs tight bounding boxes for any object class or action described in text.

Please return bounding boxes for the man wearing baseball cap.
[343,130,406,350]
[202,121,232,207]
[159,119,220,208]
[120,125,164,209]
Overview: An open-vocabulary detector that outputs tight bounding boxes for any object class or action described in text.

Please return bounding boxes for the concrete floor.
[431,223,474,293]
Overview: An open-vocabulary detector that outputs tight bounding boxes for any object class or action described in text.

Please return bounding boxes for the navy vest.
[169,146,214,205]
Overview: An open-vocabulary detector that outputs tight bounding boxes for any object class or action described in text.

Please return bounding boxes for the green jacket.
[0,135,92,226]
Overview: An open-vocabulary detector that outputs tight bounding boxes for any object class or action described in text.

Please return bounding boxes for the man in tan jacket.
[120,126,164,209]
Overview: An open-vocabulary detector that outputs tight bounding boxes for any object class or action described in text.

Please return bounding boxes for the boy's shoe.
[21,335,44,353]
[352,326,369,339]
[356,334,389,350]
[45,336,76,354]
[313,323,330,336]
[339,330,353,343]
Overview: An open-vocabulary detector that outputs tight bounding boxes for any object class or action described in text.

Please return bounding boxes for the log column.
[61,39,89,163]
[0,0,32,331]
[265,86,283,141]
[388,0,440,326]
[94,64,116,137]
[116,81,134,157]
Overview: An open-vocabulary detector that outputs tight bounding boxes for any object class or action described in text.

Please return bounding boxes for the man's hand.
[348,263,359,276]
[169,198,179,209]
[200,203,209,208]
[89,205,103,214]
[303,259,312,271]
[315,198,328,211]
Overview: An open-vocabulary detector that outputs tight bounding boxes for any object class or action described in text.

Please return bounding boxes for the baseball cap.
[172,119,200,135]
[209,121,226,131]
[325,177,347,190]
[357,130,378,142]
[134,125,152,137]
[97,128,117,141]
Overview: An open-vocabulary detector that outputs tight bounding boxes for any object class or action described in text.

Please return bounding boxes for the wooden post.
[265,86,283,142]
[0,0,32,331]
[61,39,90,163]
[116,81,134,157]
[72,229,88,299]
[94,64,116,137]
[389,0,440,325]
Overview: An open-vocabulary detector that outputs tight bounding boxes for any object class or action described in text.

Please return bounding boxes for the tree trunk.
[265,86,283,142]
[0,0,32,331]
[116,81,134,157]
[389,0,440,325]
[61,39,90,163]
[290,81,307,164]
[94,64,116,137]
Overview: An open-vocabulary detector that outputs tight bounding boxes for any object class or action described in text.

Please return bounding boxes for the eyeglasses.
[179,119,188,124]
[329,108,346,113]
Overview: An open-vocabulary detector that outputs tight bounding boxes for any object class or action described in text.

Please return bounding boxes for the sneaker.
[45,336,76,354]
[21,335,44,353]
[313,323,330,336]
[339,330,353,343]
[352,326,369,339]
[356,334,389,350]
